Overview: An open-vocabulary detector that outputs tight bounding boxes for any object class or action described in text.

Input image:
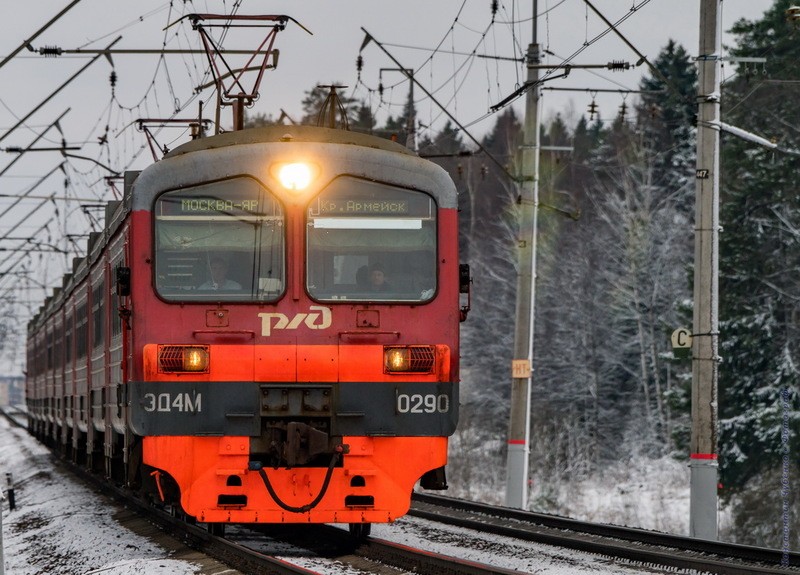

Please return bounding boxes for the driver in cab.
[199,257,241,291]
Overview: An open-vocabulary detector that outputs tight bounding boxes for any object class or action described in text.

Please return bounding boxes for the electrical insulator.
[491,0,499,18]
[39,46,63,58]
[481,164,488,180]
[378,83,384,98]
[607,60,629,71]
[356,55,363,74]
[619,102,627,121]
[457,163,463,179]
[110,71,117,88]
[587,100,598,120]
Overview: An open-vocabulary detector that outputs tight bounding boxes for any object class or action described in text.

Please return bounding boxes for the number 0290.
[396,393,450,414]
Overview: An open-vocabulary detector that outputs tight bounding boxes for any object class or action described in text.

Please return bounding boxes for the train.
[25,121,468,538]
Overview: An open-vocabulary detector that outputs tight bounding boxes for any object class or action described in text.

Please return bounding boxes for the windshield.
[154,178,285,302]
[306,177,437,302]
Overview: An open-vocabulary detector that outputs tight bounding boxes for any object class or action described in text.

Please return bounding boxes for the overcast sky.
[0,1,772,155]
[0,0,775,374]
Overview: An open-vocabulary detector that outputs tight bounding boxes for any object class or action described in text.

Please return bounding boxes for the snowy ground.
[531,457,696,534]
[0,416,205,575]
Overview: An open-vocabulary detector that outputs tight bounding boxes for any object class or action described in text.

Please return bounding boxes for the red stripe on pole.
[690,453,718,460]
[508,439,526,445]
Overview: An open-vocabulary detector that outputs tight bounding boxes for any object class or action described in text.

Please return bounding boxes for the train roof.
[133,124,457,210]
[165,125,417,159]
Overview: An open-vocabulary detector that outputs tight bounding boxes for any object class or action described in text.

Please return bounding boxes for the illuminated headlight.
[384,346,435,374]
[158,345,210,373]
[276,162,313,191]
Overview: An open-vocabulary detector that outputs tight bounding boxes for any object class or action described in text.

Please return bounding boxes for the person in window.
[369,262,390,292]
[199,257,242,291]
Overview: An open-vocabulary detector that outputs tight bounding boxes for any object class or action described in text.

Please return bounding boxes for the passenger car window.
[154,178,285,302]
[306,177,436,302]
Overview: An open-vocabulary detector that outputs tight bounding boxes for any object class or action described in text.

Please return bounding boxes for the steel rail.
[246,522,531,575]
[411,492,800,574]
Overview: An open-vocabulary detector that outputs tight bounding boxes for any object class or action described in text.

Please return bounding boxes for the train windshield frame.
[153,177,286,302]
[306,177,437,303]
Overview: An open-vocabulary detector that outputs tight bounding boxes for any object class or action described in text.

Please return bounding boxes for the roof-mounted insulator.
[39,46,63,58]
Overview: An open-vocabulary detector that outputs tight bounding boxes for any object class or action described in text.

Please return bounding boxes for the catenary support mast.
[690,0,721,540]
[506,0,540,509]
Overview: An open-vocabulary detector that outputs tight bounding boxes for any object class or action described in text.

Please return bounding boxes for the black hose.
[257,451,340,513]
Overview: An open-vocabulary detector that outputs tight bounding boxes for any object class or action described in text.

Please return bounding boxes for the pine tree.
[637,40,697,209]
[715,0,800,546]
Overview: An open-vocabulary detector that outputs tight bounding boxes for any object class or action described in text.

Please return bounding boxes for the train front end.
[125,126,462,529]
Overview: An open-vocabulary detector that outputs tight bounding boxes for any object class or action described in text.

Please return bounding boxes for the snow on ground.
[524,457,733,538]
[0,416,201,575]
[530,457,694,534]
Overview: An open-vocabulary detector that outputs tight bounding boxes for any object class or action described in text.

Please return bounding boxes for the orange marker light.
[183,347,209,371]
[385,347,410,372]
[384,346,436,374]
[158,345,210,373]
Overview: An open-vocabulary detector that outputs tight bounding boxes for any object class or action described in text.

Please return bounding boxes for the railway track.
[4,406,798,574]
[410,492,800,574]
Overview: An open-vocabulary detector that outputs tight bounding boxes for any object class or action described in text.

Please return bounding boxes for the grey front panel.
[335,381,458,437]
[128,380,458,437]
[128,381,260,436]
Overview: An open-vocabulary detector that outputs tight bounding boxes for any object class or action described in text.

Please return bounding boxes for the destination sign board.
[317,199,409,215]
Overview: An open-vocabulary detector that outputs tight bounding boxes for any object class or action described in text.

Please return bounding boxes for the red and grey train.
[25,124,467,536]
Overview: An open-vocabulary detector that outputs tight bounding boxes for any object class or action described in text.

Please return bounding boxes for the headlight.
[276,162,313,191]
[158,345,210,373]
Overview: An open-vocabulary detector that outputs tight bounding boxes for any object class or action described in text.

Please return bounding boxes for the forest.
[246,0,800,547]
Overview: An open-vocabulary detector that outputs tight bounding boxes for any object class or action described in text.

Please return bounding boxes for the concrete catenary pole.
[0,488,5,575]
[506,0,541,509]
[691,0,721,540]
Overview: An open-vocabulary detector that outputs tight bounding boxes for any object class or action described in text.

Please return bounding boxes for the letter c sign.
[671,328,692,359]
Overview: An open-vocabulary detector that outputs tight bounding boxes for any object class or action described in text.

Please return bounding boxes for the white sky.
[0,0,774,374]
